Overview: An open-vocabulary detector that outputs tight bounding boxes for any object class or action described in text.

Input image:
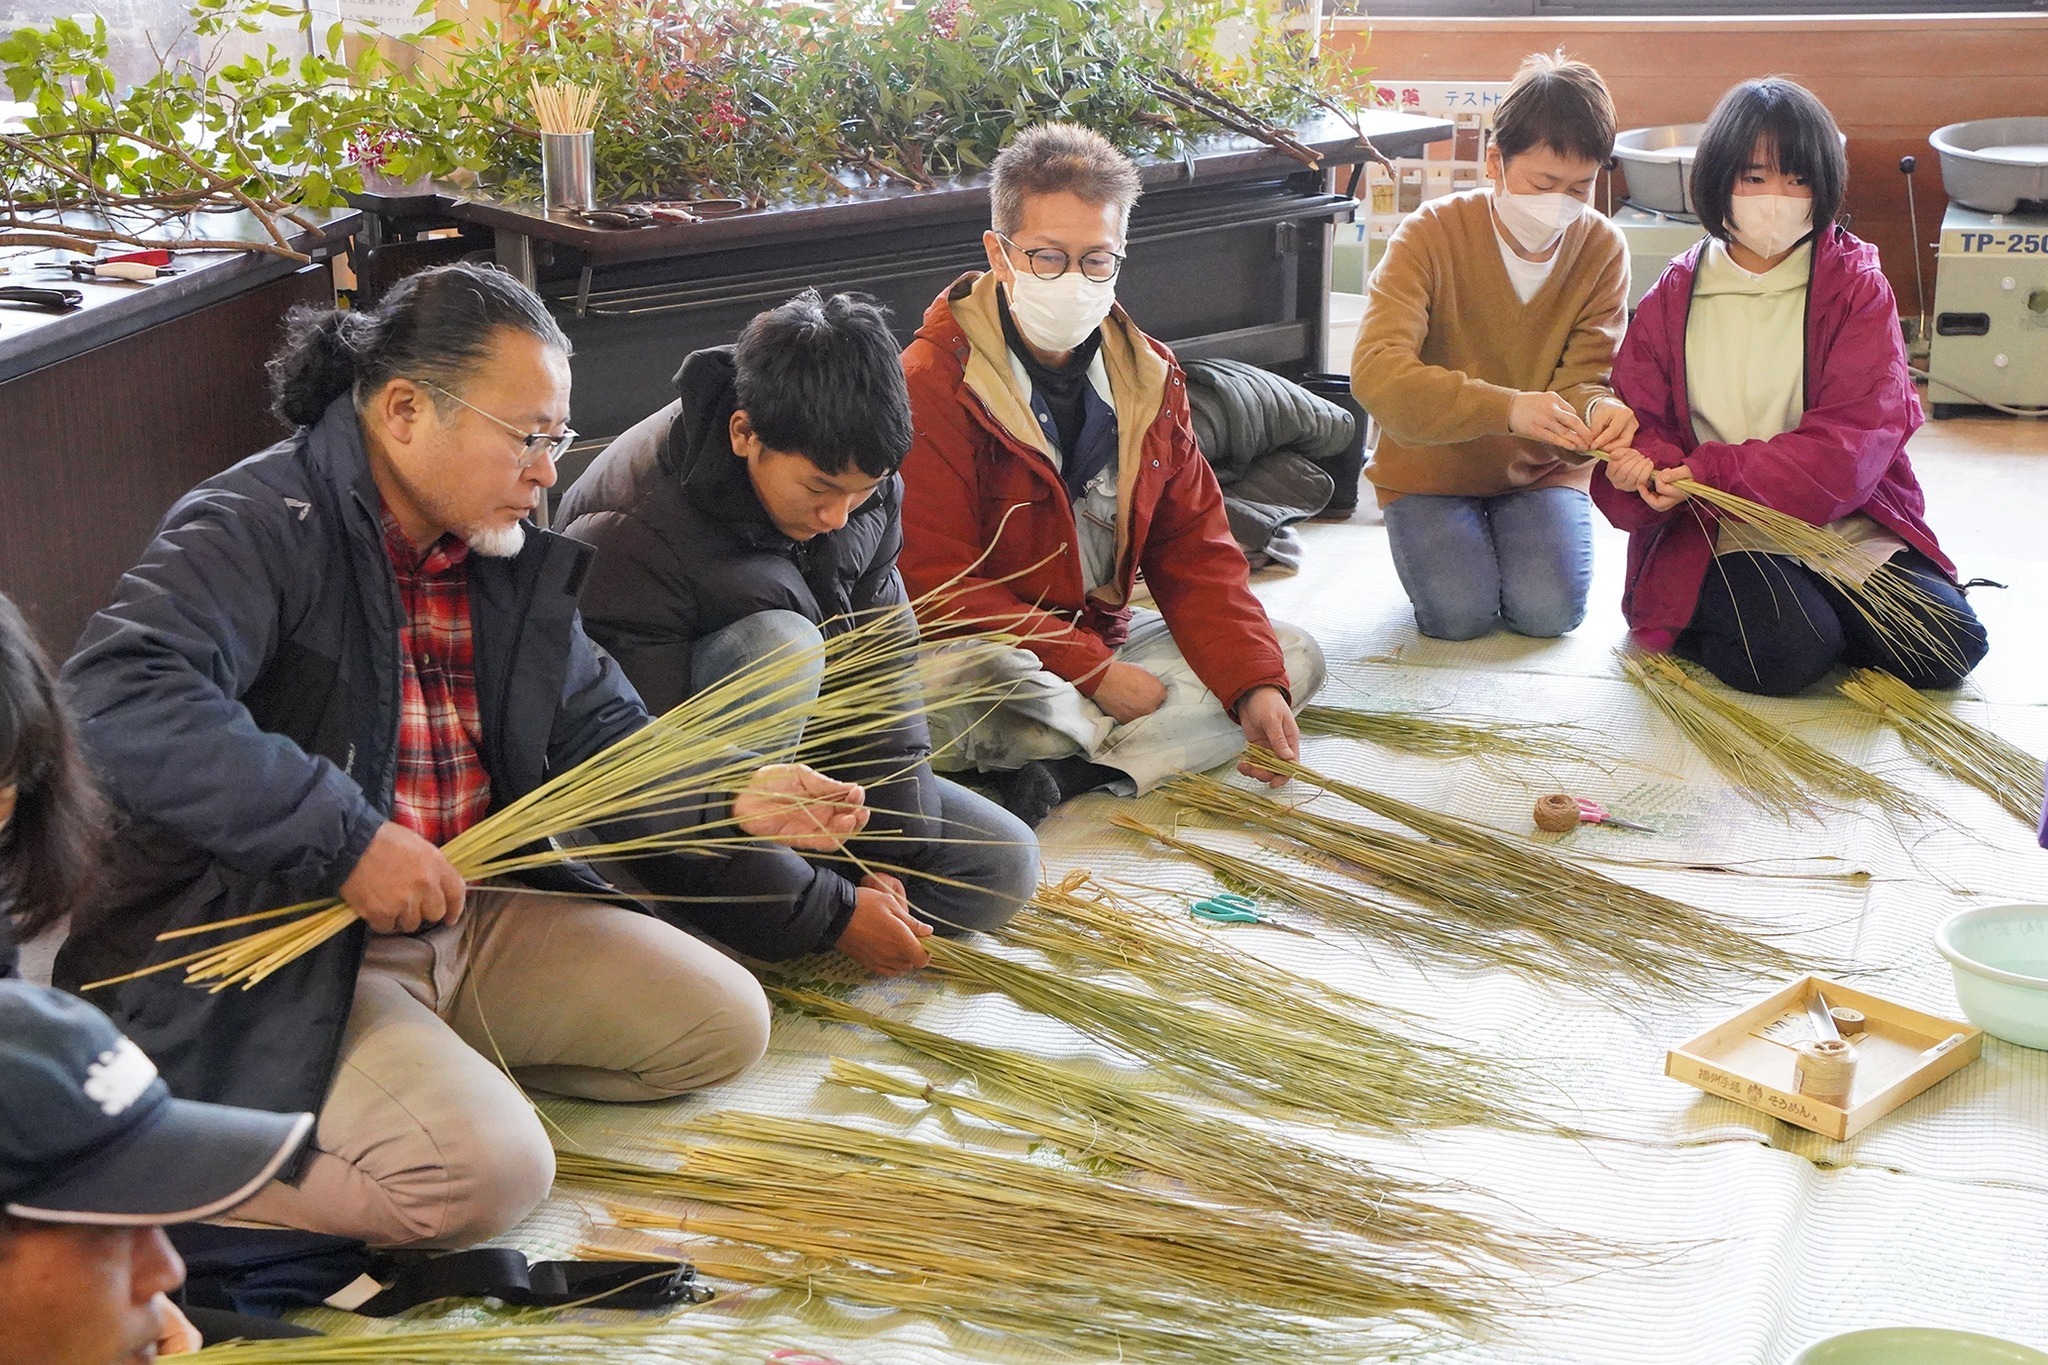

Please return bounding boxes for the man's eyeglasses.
[420,380,576,470]
[998,234,1125,283]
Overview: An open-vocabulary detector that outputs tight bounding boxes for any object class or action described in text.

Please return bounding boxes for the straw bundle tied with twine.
[1840,667,2046,827]
[1622,652,1933,824]
[1587,450,1979,674]
[773,985,1557,1262]
[528,78,603,135]
[86,588,1032,995]
[1298,702,1602,768]
[1129,769,1802,1004]
[557,1112,1486,1360]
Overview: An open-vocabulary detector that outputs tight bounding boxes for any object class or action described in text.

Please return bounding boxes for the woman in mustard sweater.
[1352,53,1633,640]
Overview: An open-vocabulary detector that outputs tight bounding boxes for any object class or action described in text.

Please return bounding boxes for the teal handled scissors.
[1189,893,1318,939]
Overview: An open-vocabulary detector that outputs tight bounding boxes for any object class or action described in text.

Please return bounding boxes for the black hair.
[1690,78,1846,245]
[266,263,571,428]
[732,290,913,478]
[0,594,107,945]
[1492,51,1617,166]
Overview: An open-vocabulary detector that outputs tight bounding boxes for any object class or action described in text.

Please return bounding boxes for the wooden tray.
[1666,975,1982,1140]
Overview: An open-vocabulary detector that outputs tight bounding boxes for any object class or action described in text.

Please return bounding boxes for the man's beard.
[464,521,527,558]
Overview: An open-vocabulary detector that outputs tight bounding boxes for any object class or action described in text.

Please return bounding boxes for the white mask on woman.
[1491,188,1586,255]
[1728,194,1814,260]
[1007,269,1117,354]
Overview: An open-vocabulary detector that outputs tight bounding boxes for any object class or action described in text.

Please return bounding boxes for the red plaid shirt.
[382,511,492,847]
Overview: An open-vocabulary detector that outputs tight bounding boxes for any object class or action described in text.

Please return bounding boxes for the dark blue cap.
[0,981,312,1226]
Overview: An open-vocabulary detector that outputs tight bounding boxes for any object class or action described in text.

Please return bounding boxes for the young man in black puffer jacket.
[558,291,1038,973]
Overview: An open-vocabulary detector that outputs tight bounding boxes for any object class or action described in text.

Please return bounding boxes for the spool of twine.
[1829,1006,1867,1036]
[1794,1038,1858,1107]
[1533,793,1582,833]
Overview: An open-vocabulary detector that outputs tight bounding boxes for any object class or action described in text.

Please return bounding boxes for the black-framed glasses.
[420,380,576,470]
[998,234,1125,283]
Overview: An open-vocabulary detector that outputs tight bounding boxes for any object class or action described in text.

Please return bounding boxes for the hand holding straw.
[1587,448,1975,673]
[85,598,1020,995]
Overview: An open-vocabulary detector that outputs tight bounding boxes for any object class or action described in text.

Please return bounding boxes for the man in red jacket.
[899,123,1324,825]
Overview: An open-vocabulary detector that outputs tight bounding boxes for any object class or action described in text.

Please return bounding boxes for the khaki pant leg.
[446,893,770,1103]
[1089,612,1328,793]
[228,941,554,1250]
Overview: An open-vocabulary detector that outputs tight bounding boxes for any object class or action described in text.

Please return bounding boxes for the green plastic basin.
[1936,904,2048,1051]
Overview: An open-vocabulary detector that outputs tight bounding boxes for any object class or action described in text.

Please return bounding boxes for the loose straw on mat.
[899,933,1547,1133]
[189,1319,787,1361]
[1587,450,1978,674]
[1622,652,1932,824]
[1221,749,1826,986]
[1841,666,2045,826]
[793,1020,1529,1261]
[1135,771,1802,1003]
[1297,702,1600,768]
[556,1113,1489,1351]
[528,78,602,134]
[594,1219,1434,1364]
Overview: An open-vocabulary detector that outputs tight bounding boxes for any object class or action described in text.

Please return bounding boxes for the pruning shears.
[1189,892,1317,939]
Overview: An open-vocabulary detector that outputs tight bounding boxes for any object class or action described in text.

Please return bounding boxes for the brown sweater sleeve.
[1349,209,1518,446]
[1551,224,1631,421]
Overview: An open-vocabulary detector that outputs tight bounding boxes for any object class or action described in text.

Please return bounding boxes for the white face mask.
[1727,194,1814,261]
[1006,268,1117,354]
[1491,187,1586,255]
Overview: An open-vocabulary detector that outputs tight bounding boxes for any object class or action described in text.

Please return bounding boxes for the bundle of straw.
[1622,652,1930,823]
[1011,871,1432,1051]
[1140,771,1804,1003]
[1588,450,1978,673]
[1219,752,1817,990]
[599,1229,1421,1364]
[88,600,1017,994]
[1298,702,1598,767]
[190,1320,782,1362]
[528,78,603,135]
[1840,667,2046,826]
[558,1112,1488,1356]
[775,986,1502,1243]
[908,934,1534,1131]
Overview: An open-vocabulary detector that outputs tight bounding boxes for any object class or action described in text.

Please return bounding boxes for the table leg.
[495,230,538,291]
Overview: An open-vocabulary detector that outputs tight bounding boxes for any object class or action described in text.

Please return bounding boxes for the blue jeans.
[1382,487,1593,640]
[693,610,1037,934]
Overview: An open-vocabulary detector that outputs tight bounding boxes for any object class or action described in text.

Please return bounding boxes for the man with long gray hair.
[899,123,1326,826]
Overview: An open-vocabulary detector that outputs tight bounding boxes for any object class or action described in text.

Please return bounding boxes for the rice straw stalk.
[1840,666,2045,826]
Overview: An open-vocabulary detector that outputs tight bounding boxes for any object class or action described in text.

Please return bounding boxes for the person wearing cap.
[0,980,313,1365]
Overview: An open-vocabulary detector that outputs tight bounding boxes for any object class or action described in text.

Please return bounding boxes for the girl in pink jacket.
[1593,78,1987,696]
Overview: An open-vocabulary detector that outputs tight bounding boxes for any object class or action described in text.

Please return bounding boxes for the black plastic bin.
[1297,373,1368,513]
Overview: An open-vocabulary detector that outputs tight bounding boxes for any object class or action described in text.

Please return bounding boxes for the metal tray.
[1933,117,2048,214]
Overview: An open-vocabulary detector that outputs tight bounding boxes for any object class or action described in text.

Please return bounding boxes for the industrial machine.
[1926,117,2048,418]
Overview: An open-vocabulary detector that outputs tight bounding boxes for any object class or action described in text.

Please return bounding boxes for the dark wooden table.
[350,110,1451,483]
[0,212,359,653]
[358,110,1447,283]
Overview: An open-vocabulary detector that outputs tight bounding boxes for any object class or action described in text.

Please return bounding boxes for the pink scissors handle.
[1575,797,1658,833]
